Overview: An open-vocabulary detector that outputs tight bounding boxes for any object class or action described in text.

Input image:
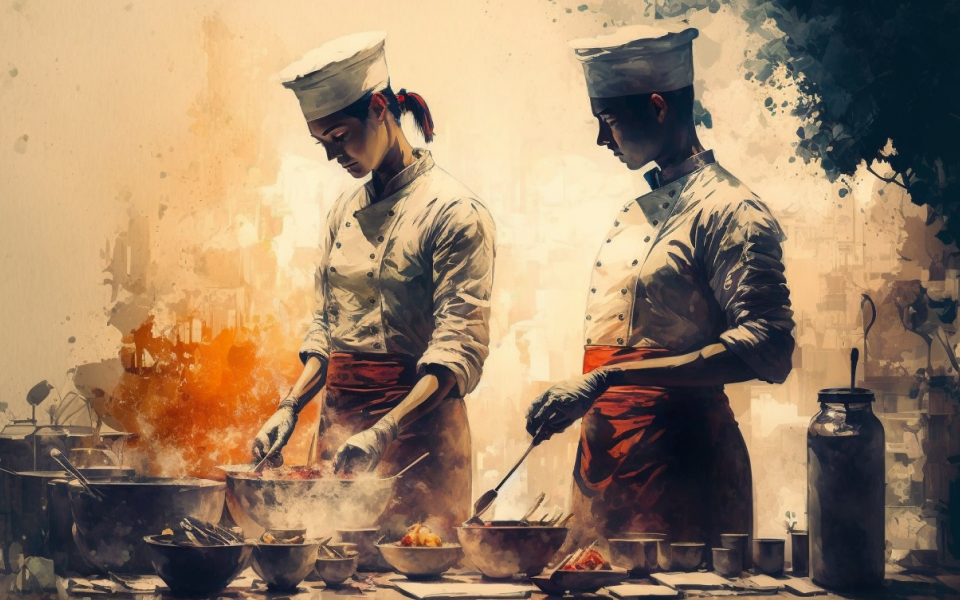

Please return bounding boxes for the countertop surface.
[10,568,958,600]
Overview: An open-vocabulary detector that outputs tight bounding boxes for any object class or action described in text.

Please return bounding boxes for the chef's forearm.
[602,343,757,387]
[387,365,458,431]
[284,356,327,412]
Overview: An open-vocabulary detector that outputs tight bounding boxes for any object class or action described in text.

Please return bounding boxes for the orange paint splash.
[110,318,320,479]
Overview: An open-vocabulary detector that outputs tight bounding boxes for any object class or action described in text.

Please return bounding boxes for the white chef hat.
[279,31,390,122]
[570,24,699,98]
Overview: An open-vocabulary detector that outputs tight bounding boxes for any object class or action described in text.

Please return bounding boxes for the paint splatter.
[160,171,167,178]
[68,336,76,343]
[8,67,17,78]
[13,134,28,154]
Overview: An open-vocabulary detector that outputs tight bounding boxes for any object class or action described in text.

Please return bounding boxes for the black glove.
[525,370,610,440]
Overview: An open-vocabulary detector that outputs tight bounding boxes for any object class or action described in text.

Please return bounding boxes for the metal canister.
[807,387,885,589]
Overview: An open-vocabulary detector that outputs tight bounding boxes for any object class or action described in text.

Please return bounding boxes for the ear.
[649,94,669,124]
[369,92,390,123]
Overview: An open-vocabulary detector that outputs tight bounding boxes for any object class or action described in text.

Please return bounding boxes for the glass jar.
[807,387,885,590]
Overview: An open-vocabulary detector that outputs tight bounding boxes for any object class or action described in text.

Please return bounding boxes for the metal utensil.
[49,448,104,501]
[519,493,547,524]
[387,452,430,480]
[467,426,548,525]
[850,347,860,391]
[861,294,877,380]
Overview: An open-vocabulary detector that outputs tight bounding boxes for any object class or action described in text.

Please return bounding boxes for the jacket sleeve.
[702,196,796,384]
[417,198,497,396]
[298,202,340,365]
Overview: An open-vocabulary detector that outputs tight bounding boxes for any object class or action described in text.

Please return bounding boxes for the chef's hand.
[252,405,298,467]
[334,415,399,475]
[525,370,610,440]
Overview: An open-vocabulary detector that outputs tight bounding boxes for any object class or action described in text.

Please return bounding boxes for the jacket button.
[614,221,620,227]
[632,259,639,266]
[669,190,676,197]
[621,288,627,295]
[346,222,351,227]
[596,261,602,267]
[623,207,630,213]
[586,338,592,344]
[617,337,624,345]
[606,239,611,243]
[662,202,670,209]
[388,210,395,216]
[585,315,592,321]
[591,287,596,293]
[367,272,374,278]
[373,342,382,349]
[329,266,337,273]
[618,314,625,320]
[369,298,376,304]
[335,242,342,248]
[644,236,651,242]
[652,220,659,226]
[369,253,375,259]
[377,235,384,242]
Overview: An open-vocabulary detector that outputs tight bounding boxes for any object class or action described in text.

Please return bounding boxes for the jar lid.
[818,387,875,402]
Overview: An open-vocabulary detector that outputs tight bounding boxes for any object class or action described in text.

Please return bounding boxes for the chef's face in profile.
[590,93,675,171]
[307,94,392,178]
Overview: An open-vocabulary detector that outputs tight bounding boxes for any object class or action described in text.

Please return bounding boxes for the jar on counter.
[807,387,885,590]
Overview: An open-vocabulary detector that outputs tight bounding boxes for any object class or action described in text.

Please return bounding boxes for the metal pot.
[69,477,225,574]
[47,468,135,576]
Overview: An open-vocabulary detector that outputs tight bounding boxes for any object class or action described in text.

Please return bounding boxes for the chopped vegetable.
[400,524,442,547]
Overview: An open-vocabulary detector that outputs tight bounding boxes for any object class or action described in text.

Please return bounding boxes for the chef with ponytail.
[251,32,496,539]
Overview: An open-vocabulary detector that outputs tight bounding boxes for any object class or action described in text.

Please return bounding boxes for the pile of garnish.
[399,523,442,547]
[155,518,243,547]
[560,544,611,571]
[260,531,305,544]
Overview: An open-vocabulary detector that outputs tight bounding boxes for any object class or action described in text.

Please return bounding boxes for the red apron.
[316,352,472,541]
[570,346,753,549]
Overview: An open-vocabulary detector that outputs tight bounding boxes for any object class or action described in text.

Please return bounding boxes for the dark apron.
[315,352,471,541]
[569,346,753,549]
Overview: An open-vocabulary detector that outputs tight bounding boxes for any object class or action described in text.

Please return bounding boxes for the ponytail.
[395,88,435,143]
[338,84,436,143]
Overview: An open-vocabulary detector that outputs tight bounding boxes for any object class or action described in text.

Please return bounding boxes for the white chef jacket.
[584,151,795,384]
[299,150,496,396]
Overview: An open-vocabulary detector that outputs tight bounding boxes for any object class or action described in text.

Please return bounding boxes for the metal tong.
[50,448,104,501]
[466,425,548,525]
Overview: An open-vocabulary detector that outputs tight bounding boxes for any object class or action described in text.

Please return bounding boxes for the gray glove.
[252,403,298,466]
[334,414,399,475]
[525,370,610,440]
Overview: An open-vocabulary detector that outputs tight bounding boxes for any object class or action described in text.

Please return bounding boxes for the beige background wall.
[2,0,942,543]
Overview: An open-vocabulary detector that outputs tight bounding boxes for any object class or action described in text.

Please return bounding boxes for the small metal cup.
[720,533,751,570]
[712,547,741,578]
[790,531,809,576]
[753,538,785,576]
[657,539,673,571]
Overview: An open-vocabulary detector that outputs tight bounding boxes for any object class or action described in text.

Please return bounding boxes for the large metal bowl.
[218,465,394,539]
[456,524,568,579]
[69,478,225,574]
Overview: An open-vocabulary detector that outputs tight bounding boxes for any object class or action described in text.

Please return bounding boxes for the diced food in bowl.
[401,523,443,547]
[562,547,611,571]
[377,526,463,581]
[262,531,305,544]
